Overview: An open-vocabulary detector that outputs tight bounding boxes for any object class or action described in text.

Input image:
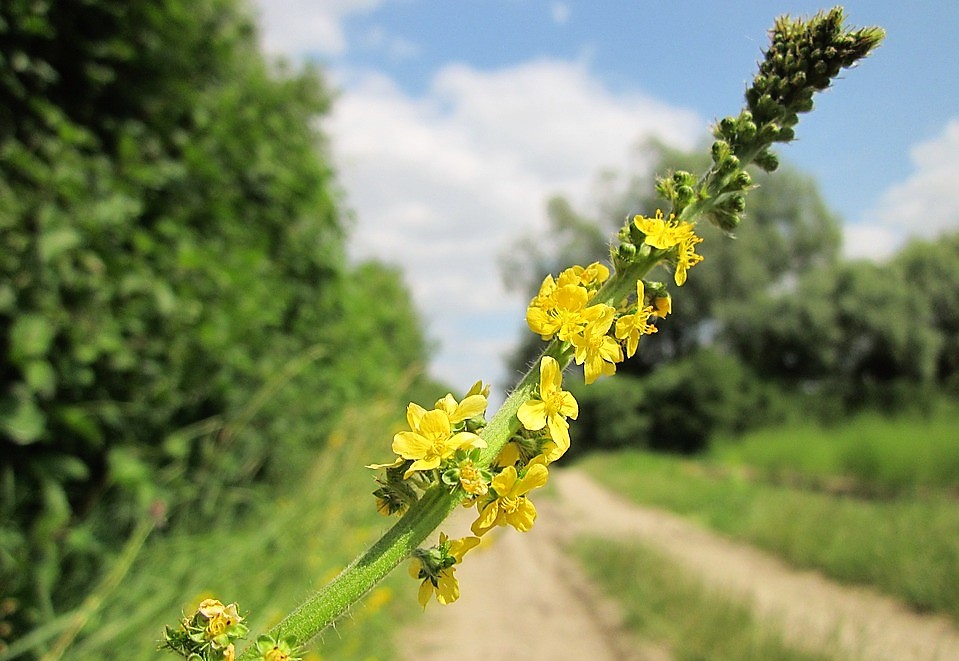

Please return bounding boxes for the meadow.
[576,404,959,624]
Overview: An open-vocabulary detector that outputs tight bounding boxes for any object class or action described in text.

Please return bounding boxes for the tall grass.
[21,399,411,661]
[574,536,832,661]
[714,404,959,496]
[578,449,959,623]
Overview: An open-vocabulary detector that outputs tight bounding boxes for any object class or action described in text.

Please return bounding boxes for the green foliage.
[581,448,959,622]
[715,403,959,496]
[0,0,432,648]
[569,348,786,456]
[574,537,831,661]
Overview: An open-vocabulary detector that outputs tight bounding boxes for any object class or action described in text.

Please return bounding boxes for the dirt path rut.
[400,468,959,661]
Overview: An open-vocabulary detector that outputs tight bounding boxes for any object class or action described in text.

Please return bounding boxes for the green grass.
[713,404,959,496]
[578,449,959,623]
[573,536,833,661]
[24,400,414,661]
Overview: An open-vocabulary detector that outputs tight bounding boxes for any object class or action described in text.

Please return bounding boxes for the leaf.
[23,359,57,398]
[37,226,81,263]
[9,314,56,362]
[0,395,46,444]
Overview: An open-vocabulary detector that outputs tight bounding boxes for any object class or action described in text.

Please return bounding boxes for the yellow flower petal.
[517,399,547,431]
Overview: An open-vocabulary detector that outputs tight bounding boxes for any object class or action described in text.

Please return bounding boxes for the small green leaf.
[38,226,81,263]
[10,314,56,362]
[1,395,46,444]
[24,359,57,398]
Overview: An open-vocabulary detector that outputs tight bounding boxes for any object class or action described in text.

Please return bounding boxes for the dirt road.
[400,469,959,661]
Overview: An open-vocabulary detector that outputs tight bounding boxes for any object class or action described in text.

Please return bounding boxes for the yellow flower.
[557,262,609,288]
[410,534,480,607]
[674,226,704,286]
[457,459,489,496]
[633,210,683,249]
[517,356,578,461]
[652,294,671,318]
[471,462,549,535]
[224,643,236,661]
[614,280,658,358]
[392,406,485,478]
[494,440,522,467]
[197,599,242,641]
[570,305,623,384]
[434,391,487,424]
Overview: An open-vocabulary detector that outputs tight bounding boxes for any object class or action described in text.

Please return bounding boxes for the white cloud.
[851,118,959,259]
[325,60,702,395]
[253,0,382,57]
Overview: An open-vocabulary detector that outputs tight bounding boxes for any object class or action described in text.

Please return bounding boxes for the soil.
[400,468,959,661]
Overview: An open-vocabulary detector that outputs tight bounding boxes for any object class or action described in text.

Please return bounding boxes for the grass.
[713,404,959,496]
[577,448,959,623]
[26,399,414,661]
[573,536,833,661]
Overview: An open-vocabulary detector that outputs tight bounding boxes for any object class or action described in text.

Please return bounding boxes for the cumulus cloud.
[851,118,959,259]
[325,60,702,393]
[253,0,382,56]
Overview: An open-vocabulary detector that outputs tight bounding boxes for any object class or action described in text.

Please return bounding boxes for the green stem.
[237,253,659,659]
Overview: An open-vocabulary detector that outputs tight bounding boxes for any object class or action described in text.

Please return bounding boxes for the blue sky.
[254,1,959,398]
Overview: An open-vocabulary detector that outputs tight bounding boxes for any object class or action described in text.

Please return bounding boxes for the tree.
[0,0,432,641]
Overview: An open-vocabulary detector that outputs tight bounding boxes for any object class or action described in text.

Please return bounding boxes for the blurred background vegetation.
[2,0,957,659]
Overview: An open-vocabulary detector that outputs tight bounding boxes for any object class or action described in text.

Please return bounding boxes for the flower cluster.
[527,246,684,385]
[370,382,491,517]
[372,364,576,604]
[161,599,249,661]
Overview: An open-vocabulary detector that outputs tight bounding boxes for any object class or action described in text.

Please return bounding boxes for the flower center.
[499,495,521,514]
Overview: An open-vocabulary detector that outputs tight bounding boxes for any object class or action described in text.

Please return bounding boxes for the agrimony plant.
[160,8,883,660]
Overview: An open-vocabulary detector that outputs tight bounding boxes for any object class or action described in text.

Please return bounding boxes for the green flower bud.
[709,208,741,233]
[753,148,779,173]
[711,139,732,164]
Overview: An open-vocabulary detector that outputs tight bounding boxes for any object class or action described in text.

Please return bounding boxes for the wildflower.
[652,294,671,318]
[471,461,549,535]
[196,599,246,650]
[570,305,623,384]
[633,210,684,249]
[673,226,704,286]
[557,262,609,288]
[434,391,487,425]
[614,280,658,358]
[517,356,578,461]
[441,448,492,497]
[392,406,485,479]
[410,534,480,607]
[527,282,592,341]
[495,441,522,467]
